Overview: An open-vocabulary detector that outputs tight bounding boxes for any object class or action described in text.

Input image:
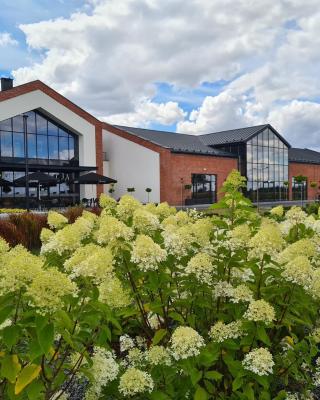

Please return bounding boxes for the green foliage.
[0,171,320,398]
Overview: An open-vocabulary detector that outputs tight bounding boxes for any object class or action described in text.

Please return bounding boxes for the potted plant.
[145,188,152,203]
[310,181,318,201]
[283,180,289,201]
[108,183,115,195]
[294,175,307,206]
[184,183,192,202]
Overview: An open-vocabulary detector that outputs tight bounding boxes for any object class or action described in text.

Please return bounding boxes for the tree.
[283,180,289,201]
[145,187,152,203]
[294,175,307,206]
[310,181,318,201]
[108,183,115,195]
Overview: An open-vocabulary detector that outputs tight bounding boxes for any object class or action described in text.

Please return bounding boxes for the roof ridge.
[198,124,269,137]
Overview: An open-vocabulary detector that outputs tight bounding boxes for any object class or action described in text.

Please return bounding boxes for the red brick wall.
[159,152,238,205]
[289,163,320,201]
[102,124,238,205]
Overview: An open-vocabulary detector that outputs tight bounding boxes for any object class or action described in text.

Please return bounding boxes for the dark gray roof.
[289,148,320,164]
[114,125,236,157]
[199,124,269,146]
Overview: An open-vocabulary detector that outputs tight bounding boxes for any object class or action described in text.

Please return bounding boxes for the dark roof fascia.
[170,149,237,158]
[289,159,320,165]
[200,124,292,149]
[212,141,246,148]
[248,124,292,148]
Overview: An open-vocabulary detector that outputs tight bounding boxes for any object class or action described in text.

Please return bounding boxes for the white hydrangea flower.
[244,300,275,324]
[242,348,274,376]
[84,347,119,400]
[281,256,313,290]
[119,368,154,397]
[147,346,172,366]
[170,326,205,360]
[120,335,135,352]
[213,281,234,299]
[126,348,145,367]
[230,284,253,303]
[185,252,215,285]
[131,235,167,271]
[209,321,244,343]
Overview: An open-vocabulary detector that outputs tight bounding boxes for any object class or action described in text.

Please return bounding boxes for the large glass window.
[246,128,289,202]
[190,174,216,204]
[1,131,13,157]
[292,177,308,201]
[0,111,78,163]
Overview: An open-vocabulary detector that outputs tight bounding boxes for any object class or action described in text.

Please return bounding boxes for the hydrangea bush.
[1,170,320,399]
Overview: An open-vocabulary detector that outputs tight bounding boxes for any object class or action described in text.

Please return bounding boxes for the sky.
[1,0,320,149]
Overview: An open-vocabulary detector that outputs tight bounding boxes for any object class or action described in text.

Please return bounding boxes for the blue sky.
[1,0,320,148]
[0,0,87,74]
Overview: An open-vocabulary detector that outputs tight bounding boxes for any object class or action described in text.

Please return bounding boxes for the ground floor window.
[189,174,216,205]
[292,176,308,201]
[0,170,80,208]
[247,181,289,202]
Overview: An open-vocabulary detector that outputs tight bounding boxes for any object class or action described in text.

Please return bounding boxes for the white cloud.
[0,32,18,47]
[267,100,320,150]
[177,92,257,134]
[9,0,320,143]
[104,100,186,127]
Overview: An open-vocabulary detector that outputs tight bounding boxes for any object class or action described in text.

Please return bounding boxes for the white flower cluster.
[185,252,215,285]
[120,334,135,352]
[85,347,119,400]
[281,256,313,290]
[131,235,167,271]
[147,345,172,366]
[132,208,160,234]
[170,326,205,360]
[209,320,244,343]
[213,281,234,299]
[242,348,274,376]
[119,368,154,397]
[243,300,275,324]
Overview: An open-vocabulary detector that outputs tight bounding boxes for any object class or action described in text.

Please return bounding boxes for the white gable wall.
[103,129,160,203]
[0,90,97,198]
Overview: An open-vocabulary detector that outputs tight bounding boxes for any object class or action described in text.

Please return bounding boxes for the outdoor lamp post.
[180,177,184,209]
[22,114,30,212]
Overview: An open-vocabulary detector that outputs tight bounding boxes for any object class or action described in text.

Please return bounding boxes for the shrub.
[62,205,85,223]
[0,219,26,247]
[0,171,320,399]
[8,213,48,250]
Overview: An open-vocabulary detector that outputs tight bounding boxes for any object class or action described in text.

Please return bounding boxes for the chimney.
[1,77,13,91]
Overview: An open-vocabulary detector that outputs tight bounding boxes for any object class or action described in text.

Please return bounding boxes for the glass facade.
[0,111,78,164]
[0,111,80,208]
[191,174,216,204]
[292,177,307,201]
[246,128,289,202]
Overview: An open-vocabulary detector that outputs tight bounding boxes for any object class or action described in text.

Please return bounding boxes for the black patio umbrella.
[13,172,58,187]
[0,177,12,187]
[72,172,117,185]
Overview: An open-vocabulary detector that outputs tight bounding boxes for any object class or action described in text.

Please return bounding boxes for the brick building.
[0,77,320,207]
